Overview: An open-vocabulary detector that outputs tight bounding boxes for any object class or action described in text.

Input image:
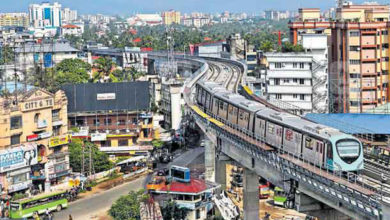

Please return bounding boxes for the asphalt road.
[54,147,205,220]
[54,176,146,220]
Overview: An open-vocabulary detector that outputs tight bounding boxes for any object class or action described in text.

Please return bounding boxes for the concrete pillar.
[381,202,390,220]
[243,168,259,220]
[204,139,216,182]
[215,155,228,192]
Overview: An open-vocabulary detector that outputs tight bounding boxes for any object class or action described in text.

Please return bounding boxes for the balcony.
[36,119,48,129]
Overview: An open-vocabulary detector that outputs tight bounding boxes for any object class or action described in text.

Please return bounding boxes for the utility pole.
[89,143,92,177]
[81,142,85,176]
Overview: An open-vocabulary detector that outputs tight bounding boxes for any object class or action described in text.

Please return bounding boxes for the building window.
[275,94,282,100]
[196,209,201,219]
[350,46,359,51]
[93,119,100,126]
[350,74,361,78]
[133,118,138,124]
[104,118,112,125]
[382,57,389,62]
[383,43,389,49]
[10,116,22,130]
[118,139,128,146]
[382,30,388,35]
[275,63,282,68]
[12,173,27,184]
[34,113,40,123]
[101,140,111,147]
[293,63,298,68]
[119,119,126,125]
[350,31,360,36]
[293,94,298,99]
[52,110,60,121]
[299,63,304,69]
[53,126,60,136]
[275,79,280,85]
[300,94,305,100]
[349,59,360,65]
[350,101,359,107]
[293,79,298,83]
[11,134,20,145]
[299,79,304,85]
[283,79,289,83]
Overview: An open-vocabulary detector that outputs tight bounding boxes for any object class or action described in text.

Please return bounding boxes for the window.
[275,94,282,100]
[104,118,112,125]
[118,119,126,125]
[11,134,20,145]
[382,57,389,62]
[299,63,304,69]
[53,126,60,136]
[293,63,298,68]
[299,79,304,85]
[10,116,22,130]
[93,119,100,126]
[293,79,298,83]
[275,79,280,85]
[275,62,282,68]
[383,43,389,49]
[305,137,313,149]
[283,79,290,83]
[118,139,128,146]
[268,124,275,134]
[300,94,305,100]
[196,209,201,219]
[350,46,359,51]
[350,31,360,36]
[349,59,360,65]
[101,140,111,147]
[350,101,359,107]
[52,110,60,121]
[382,30,388,35]
[293,94,298,99]
[133,118,138,124]
[12,173,27,184]
[34,113,40,123]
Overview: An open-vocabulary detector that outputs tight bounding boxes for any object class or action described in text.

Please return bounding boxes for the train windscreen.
[336,139,360,164]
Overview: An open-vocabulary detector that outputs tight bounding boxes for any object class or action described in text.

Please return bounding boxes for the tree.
[109,190,149,220]
[0,45,14,65]
[260,40,273,52]
[282,42,304,53]
[161,200,190,220]
[55,58,91,85]
[68,140,113,173]
[93,56,116,82]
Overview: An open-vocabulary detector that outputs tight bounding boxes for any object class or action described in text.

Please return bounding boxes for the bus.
[273,187,287,207]
[259,180,270,199]
[9,191,68,219]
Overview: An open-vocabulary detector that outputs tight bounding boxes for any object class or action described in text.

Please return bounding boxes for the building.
[0,13,29,28]
[61,8,77,24]
[14,41,79,72]
[162,10,181,25]
[61,24,83,36]
[160,80,183,131]
[62,82,154,157]
[289,3,390,113]
[127,14,162,26]
[262,34,328,114]
[29,2,62,28]
[0,85,69,194]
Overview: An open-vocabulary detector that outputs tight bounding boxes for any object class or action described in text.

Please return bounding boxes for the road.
[54,176,146,220]
[54,147,205,220]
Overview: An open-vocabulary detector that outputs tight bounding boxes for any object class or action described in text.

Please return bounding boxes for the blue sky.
[1,0,389,15]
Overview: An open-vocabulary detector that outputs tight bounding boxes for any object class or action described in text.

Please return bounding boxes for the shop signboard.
[49,135,70,148]
[91,133,106,141]
[39,131,52,139]
[97,93,116,100]
[8,181,32,193]
[26,134,38,142]
[0,144,38,173]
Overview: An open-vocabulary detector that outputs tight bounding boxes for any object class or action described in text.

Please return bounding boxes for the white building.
[61,24,83,36]
[29,2,62,28]
[127,14,162,26]
[160,80,183,131]
[263,34,328,114]
[61,8,77,24]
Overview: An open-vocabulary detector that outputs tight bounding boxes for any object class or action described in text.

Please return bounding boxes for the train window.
[233,108,237,116]
[228,106,233,114]
[268,124,275,134]
[239,112,244,120]
[285,129,293,141]
[223,103,228,110]
[305,137,313,150]
[215,99,219,108]
[319,143,323,154]
[316,143,319,152]
[219,101,223,110]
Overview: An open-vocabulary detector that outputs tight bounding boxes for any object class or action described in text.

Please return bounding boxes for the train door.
[238,109,250,130]
[228,104,238,124]
[315,141,325,167]
[205,93,210,111]
[326,143,333,169]
[265,122,283,149]
[283,128,302,155]
[212,98,219,116]
[254,117,266,141]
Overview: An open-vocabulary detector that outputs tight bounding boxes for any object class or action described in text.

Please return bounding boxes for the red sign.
[27,134,39,142]
[133,38,142,43]
[141,47,153,52]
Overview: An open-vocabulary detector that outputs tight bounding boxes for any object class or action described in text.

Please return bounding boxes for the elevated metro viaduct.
[148,53,390,220]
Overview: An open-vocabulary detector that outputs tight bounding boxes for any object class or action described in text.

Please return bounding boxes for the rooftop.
[305,113,390,135]
[158,178,207,194]
[14,42,79,53]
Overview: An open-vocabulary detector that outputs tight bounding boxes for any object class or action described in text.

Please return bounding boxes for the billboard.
[91,133,107,141]
[49,135,70,148]
[0,144,38,173]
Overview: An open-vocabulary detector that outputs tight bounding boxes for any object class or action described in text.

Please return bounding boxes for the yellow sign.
[49,135,70,148]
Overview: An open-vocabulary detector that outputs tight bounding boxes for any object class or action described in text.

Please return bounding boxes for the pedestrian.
[69,214,73,220]
[33,212,40,220]
[264,212,271,220]
[45,208,52,220]
[1,200,5,217]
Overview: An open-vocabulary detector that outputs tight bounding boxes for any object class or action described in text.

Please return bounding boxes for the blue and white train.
[195,81,364,172]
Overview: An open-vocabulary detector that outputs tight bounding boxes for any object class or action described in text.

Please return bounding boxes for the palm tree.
[93,57,115,82]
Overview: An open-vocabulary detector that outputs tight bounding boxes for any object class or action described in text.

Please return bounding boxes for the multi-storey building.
[262,34,328,114]
[62,82,154,157]
[289,3,390,113]
[0,13,29,28]
[160,80,183,131]
[61,8,77,24]
[0,84,69,194]
[29,2,62,28]
[161,10,181,25]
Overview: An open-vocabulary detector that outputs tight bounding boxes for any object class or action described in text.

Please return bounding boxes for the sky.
[1,0,389,15]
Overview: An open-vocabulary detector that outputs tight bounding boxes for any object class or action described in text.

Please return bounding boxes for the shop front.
[0,144,38,195]
[46,152,70,186]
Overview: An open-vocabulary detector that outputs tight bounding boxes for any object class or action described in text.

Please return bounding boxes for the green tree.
[0,45,14,65]
[55,58,91,85]
[161,200,190,220]
[260,40,274,52]
[93,56,116,82]
[282,42,304,52]
[109,190,149,220]
[68,140,113,173]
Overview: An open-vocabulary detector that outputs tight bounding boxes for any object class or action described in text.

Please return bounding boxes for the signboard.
[91,133,107,141]
[37,119,48,128]
[0,144,38,173]
[71,127,89,137]
[21,98,54,112]
[39,131,52,139]
[97,93,116,100]
[49,135,70,148]
[8,181,31,193]
[26,134,38,142]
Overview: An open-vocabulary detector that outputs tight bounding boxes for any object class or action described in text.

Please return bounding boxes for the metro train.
[195,81,364,172]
